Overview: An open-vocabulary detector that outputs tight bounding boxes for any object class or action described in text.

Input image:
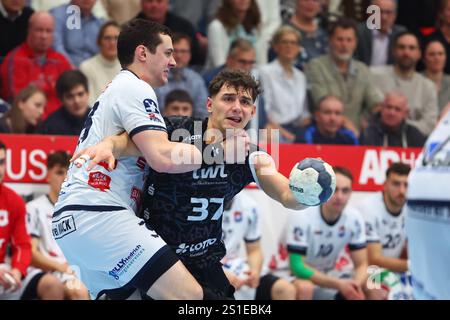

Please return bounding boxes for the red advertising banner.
[0,135,422,191]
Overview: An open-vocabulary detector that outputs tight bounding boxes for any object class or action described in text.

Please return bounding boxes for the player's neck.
[320,206,341,225]
[383,192,402,216]
[47,191,58,205]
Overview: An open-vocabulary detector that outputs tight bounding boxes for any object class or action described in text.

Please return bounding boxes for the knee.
[65,280,90,300]
[271,279,297,300]
[37,274,65,300]
[293,280,315,300]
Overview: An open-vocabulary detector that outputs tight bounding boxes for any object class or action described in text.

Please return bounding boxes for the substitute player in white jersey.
[27,151,89,299]
[360,162,413,300]
[221,192,296,300]
[52,19,205,300]
[406,109,450,299]
[286,167,368,300]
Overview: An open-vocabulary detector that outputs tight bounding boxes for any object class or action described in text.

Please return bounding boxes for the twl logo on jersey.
[193,165,228,180]
[234,211,243,222]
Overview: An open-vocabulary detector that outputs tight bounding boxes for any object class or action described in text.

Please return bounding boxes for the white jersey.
[27,195,66,264]
[285,206,366,273]
[221,193,261,276]
[360,192,406,258]
[406,111,450,299]
[55,70,166,214]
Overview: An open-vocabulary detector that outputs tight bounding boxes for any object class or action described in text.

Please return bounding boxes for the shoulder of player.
[342,205,365,223]
[113,73,158,100]
[163,116,199,137]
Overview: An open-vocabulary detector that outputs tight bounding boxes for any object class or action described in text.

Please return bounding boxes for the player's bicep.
[349,247,368,269]
[132,129,172,171]
[366,242,383,263]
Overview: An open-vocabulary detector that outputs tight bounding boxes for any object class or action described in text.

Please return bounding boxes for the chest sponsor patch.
[52,215,76,239]
[88,172,111,192]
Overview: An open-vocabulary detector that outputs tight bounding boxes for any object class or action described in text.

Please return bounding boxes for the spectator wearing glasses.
[80,21,121,106]
[260,25,309,143]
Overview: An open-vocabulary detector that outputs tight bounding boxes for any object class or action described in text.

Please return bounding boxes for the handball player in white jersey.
[52,19,204,300]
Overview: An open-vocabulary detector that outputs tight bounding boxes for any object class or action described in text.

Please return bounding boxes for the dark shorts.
[188,263,235,300]
[255,274,279,300]
[21,272,46,300]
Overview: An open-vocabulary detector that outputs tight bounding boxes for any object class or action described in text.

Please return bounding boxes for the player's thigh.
[146,260,203,300]
[292,278,315,300]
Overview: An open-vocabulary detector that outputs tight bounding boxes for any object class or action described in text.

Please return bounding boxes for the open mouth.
[226,116,242,124]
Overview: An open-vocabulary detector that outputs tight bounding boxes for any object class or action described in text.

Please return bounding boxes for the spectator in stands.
[222,193,297,300]
[297,95,359,145]
[162,89,193,117]
[136,0,204,67]
[284,0,328,70]
[0,141,64,300]
[370,31,438,136]
[0,11,72,119]
[203,38,257,87]
[425,0,450,74]
[0,0,34,59]
[38,70,90,136]
[80,21,121,106]
[50,0,105,67]
[360,91,426,147]
[101,0,140,25]
[260,25,309,143]
[305,18,382,136]
[355,0,406,66]
[155,33,208,119]
[26,151,90,300]
[0,85,45,134]
[357,162,411,300]
[422,40,450,115]
[286,167,368,300]
[206,0,261,69]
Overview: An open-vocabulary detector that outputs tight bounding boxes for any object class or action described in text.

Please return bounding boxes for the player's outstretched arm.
[133,130,202,173]
[252,153,307,210]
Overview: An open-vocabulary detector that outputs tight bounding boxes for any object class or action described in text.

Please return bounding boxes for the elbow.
[150,159,175,173]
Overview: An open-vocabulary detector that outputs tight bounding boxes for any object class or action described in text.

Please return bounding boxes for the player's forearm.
[310,270,342,290]
[107,132,140,157]
[281,188,307,210]
[353,263,369,287]
[31,250,66,273]
[370,255,408,273]
[247,251,263,277]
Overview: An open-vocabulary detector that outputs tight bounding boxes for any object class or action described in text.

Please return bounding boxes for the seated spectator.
[305,18,382,136]
[163,89,193,117]
[101,0,140,25]
[136,0,204,67]
[26,151,89,299]
[50,0,105,67]
[0,141,64,300]
[80,21,121,106]
[260,25,309,143]
[370,31,438,136]
[355,0,406,66]
[425,0,450,74]
[0,0,34,59]
[422,40,450,115]
[206,0,261,69]
[0,11,72,118]
[155,33,208,119]
[360,91,426,147]
[297,95,359,145]
[284,0,328,70]
[38,70,90,136]
[0,85,45,134]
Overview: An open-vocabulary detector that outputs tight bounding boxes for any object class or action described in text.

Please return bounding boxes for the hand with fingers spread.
[71,139,117,171]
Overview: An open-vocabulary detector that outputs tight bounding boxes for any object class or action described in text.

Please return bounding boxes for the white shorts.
[0,264,43,300]
[52,207,179,299]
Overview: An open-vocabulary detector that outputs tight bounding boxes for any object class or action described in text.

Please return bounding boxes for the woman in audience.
[422,39,450,116]
[259,25,310,143]
[206,0,261,68]
[0,85,46,134]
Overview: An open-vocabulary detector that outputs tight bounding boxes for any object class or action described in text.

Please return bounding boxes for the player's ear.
[206,97,213,113]
[136,45,147,62]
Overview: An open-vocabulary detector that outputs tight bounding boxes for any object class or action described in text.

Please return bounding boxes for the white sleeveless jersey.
[360,192,406,258]
[27,195,66,264]
[285,205,366,273]
[406,111,450,299]
[55,70,166,214]
[221,193,261,271]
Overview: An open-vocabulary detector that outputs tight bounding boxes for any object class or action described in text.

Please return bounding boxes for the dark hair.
[117,18,172,68]
[386,162,411,178]
[228,38,254,57]
[0,140,5,152]
[333,166,353,182]
[7,85,45,133]
[422,39,446,58]
[56,70,88,100]
[47,151,70,170]
[315,95,344,112]
[97,20,121,44]
[208,69,261,101]
[393,30,419,48]
[216,0,261,33]
[328,17,357,37]
[172,32,191,47]
[165,89,193,107]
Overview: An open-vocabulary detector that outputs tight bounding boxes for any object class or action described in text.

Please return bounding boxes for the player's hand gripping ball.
[289,158,336,206]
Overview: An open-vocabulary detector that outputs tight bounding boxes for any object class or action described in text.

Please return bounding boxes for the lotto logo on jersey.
[0,210,9,227]
[234,211,243,222]
[88,172,111,192]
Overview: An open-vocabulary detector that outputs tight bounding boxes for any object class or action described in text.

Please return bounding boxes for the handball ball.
[289,158,336,206]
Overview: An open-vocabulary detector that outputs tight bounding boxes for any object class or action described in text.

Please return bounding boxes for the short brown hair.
[333,166,353,182]
[97,21,120,44]
[208,69,261,102]
[47,151,70,170]
[329,17,357,37]
[386,162,411,178]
